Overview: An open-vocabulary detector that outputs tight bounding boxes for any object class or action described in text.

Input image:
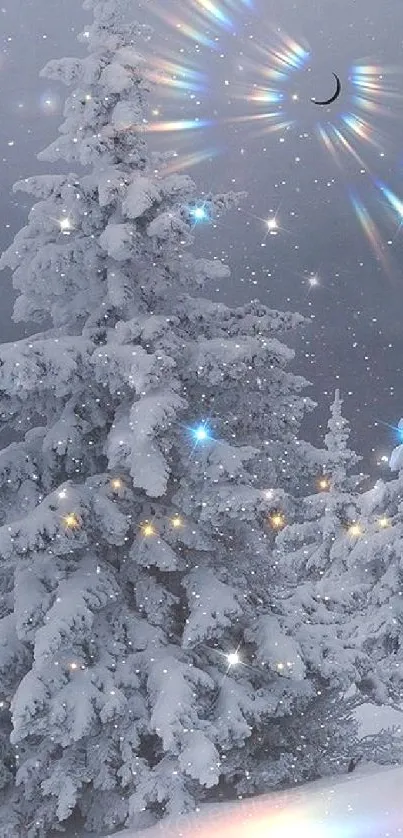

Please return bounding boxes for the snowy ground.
[103,763,403,838]
[56,763,403,838]
[51,704,403,838]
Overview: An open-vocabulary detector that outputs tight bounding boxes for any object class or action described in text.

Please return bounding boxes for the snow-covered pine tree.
[344,422,403,706]
[270,390,373,775]
[0,0,320,835]
[275,389,366,582]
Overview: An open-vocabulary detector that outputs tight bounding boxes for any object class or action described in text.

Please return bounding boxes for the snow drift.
[104,765,403,838]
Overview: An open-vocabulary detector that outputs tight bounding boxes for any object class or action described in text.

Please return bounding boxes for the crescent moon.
[311,72,341,106]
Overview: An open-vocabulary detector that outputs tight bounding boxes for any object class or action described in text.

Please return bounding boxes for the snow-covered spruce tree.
[343,422,403,707]
[0,1,321,835]
[275,389,366,583]
[269,390,373,777]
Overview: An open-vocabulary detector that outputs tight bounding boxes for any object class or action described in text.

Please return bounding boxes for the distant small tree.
[271,391,375,776]
[345,422,403,706]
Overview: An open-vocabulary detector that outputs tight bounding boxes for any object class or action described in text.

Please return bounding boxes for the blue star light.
[376,417,403,444]
[189,202,211,225]
[191,422,213,444]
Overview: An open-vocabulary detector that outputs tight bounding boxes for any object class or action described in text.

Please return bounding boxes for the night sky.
[2,0,403,477]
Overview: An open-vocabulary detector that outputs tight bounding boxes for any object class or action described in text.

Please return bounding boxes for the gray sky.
[1,0,403,475]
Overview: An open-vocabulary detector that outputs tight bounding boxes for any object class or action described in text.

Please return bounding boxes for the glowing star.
[269,511,286,531]
[58,489,67,500]
[59,217,73,234]
[267,217,278,233]
[191,423,212,444]
[69,662,79,671]
[62,512,81,531]
[227,651,240,666]
[141,522,156,537]
[309,275,319,287]
[171,516,183,528]
[189,203,211,225]
[348,522,362,537]
[317,476,330,491]
[110,477,123,491]
[378,516,390,528]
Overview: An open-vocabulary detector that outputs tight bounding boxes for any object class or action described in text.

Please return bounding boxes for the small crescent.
[311,73,341,106]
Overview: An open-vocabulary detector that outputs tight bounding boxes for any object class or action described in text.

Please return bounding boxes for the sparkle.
[227,651,241,666]
[62,512,81,530]
[171,516,183,528]
[348,522,362,537]
[58,489,67,500]
[58,217,73,234]
[110,477,123,491]
[189,202,212,225]
[141,522,156,537]
[378,516,390,528]
[191,423,213,444]
[317,476,330,491]
[269,511,286,531]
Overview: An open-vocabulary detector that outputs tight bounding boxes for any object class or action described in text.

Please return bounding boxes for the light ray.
[189,0,234,31]
[142,118,212,134]
[349,189,393,279]
[154,148,219,177]
[144,58,207,94]
[146,4,219,50]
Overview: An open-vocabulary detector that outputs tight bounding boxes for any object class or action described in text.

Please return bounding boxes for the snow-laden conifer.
[0,0,319,834]
[344,423,403,705]
[271,392,374,772]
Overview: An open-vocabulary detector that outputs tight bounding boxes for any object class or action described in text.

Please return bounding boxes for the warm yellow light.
[171,516,182,528]
[348,522,362,537]
[141,522,155,537]
[378,516,390,528]
[317,476,330,491]
[269,511,286,531]
[110,477,123,491]
[62,512,81,530]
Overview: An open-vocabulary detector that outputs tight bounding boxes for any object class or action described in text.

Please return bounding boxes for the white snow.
[96,764,403,838]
